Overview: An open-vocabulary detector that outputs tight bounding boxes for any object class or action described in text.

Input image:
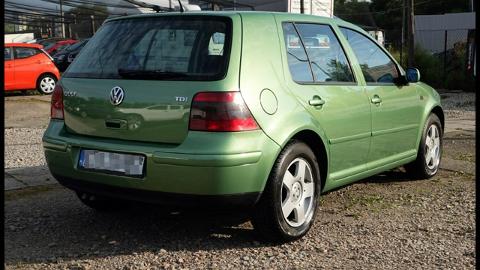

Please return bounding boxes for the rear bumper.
[55,174,261,207]
[43,120,280,202]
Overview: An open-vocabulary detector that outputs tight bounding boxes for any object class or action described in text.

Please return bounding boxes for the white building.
[108,0,335,17]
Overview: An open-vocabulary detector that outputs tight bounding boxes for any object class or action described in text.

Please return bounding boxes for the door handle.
[308,96,325,107]
[371,95,382,105]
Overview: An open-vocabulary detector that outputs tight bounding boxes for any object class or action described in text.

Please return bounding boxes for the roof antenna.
[177,0,185,12]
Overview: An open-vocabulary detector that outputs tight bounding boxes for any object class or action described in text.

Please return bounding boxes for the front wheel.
[252,140,321,243]
[404,113,443,179]
[36,74,57,95]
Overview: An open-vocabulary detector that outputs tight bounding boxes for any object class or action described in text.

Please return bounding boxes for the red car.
[44,39,78,55]
[4,43,61,94]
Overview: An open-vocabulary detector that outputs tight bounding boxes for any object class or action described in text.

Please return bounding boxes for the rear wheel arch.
[287,130,329,192]
[39,72,59,81]
[36,72,58,94]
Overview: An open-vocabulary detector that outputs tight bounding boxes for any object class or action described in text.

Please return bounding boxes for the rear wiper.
[118,69,188,80]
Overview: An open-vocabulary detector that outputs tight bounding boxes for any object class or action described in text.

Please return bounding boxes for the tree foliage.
[334,0,471,46]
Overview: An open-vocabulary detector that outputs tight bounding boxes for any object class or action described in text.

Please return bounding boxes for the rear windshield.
[64,16,232,81]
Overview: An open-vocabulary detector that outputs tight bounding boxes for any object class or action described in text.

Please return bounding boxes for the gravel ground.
[4,91,476,269]
[5,169,475,269]
[439,91,475,119]
[5,128,46,169]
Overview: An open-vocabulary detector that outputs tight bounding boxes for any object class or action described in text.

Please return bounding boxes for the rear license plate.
[78,149,145,177]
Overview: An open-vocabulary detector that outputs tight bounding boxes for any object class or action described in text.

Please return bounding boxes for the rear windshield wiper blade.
[118,69,189,79]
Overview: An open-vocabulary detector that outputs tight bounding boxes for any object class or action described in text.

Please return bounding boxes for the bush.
[388,45,475,91]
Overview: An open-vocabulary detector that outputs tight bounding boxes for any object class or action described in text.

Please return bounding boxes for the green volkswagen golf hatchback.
[43,11,443,242]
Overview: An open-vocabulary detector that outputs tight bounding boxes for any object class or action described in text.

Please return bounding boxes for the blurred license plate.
[78,150,145,177]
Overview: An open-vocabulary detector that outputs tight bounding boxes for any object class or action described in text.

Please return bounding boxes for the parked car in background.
[44,39,78,56]
[53,39,90,71]
[5,43,60,94]
[36,37,67,47]
[43,12,443,242]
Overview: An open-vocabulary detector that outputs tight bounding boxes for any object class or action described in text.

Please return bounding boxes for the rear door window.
[65,16,232,81]
[295,24,354,83]
[14,47,41,59]
[4,47,12,61]
[282,23,314,82]
[282,22,354,83]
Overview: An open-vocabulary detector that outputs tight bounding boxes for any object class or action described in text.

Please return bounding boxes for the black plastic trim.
[53,174,262,208]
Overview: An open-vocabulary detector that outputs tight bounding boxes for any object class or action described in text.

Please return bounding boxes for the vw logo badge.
[110,86,125,106]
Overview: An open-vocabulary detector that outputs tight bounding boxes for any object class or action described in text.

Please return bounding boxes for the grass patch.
[344,194,394,212]
[455,153,475,163]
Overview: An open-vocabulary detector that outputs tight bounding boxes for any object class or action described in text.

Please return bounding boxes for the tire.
[36,74,57,95]
[76,191,128,212]
[404,113,443,179]
[252,140,321,243]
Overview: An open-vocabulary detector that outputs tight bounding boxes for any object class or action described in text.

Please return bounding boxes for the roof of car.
[57,39,77,44]
[5,43,43,48]
[105,11,365,33]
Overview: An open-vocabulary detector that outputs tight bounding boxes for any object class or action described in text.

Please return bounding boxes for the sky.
[5,0,180,14]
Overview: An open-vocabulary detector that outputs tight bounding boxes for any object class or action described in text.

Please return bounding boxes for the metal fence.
[414,13,475,91]
[415,28,476,90]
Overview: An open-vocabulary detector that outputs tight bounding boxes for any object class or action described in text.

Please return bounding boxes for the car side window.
[340,27,399,84]
[282,23,314,82]
[295,23,354,83]
[14,47,40,59]
[4,47,12,61]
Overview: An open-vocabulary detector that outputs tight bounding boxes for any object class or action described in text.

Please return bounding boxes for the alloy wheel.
[280,157,315,227]
[425,124,441,170]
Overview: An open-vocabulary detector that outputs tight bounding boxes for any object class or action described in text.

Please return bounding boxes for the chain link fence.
[413,13,475,91]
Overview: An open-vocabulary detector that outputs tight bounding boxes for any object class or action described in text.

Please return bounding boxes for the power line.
[335,0,442,16]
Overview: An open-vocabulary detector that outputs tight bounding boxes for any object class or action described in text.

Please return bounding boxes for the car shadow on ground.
[5,186,276,265]
[360,168,422,184]
[4,90,40,96]
[4,167,427,265]
[321,168,423,196]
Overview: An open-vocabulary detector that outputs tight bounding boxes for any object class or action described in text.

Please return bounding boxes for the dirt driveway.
[4,91,475,269]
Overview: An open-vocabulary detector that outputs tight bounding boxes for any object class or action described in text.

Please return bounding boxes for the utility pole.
[300,0,304,14]
[59,0,65,38]
[400,0,406,67]
[407,0,415,67]
[91,15,95,36]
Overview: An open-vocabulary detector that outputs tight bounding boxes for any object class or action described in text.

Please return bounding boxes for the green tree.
[5,23,15,33]
[335,0,471,48]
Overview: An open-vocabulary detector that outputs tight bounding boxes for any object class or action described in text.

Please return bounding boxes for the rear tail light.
[189,91,259,132]
[51,84,64,119]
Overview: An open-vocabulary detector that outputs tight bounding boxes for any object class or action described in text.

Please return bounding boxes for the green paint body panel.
[43,11,442,201]
[44,120,280,195]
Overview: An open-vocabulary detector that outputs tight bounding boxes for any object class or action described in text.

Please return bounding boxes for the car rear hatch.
[61,14,241,145]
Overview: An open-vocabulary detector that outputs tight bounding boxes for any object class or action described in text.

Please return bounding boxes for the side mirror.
[406,68,421,83]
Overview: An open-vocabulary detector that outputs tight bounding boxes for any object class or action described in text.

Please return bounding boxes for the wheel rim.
[425,124,441,171]
[40,76,56,93]
[280,157,315,227]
